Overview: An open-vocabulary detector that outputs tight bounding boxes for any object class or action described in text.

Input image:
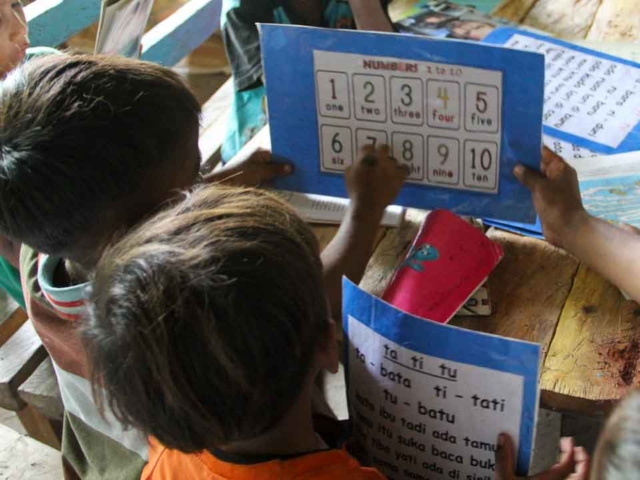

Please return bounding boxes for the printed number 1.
[330,78,336,100]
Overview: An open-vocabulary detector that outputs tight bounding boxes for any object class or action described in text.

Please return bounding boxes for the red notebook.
[382,210,503,324]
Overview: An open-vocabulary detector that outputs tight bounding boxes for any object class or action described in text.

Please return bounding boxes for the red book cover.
[382,210,503,324]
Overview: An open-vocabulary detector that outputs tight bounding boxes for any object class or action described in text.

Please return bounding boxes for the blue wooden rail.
[25,0,222,67]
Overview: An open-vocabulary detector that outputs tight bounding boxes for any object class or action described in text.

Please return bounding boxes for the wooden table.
[229,0,640,416]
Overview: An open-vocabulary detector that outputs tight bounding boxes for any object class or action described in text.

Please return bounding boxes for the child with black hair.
[0,54,404,477]
[220,0,395,161]
[83,182,401,479]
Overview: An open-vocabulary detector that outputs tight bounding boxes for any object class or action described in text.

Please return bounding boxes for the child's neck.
[216,382,322,458]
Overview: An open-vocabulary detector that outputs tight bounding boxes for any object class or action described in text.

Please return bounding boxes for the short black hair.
[0,54,201,256]
[84,186,330,452]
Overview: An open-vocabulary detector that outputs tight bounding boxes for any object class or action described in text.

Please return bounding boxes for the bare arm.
[322,145,406,319]
[515,148,640,303]
[348,0,394,32]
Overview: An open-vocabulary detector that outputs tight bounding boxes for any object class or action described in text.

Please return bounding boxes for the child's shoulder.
[25,47,63,62]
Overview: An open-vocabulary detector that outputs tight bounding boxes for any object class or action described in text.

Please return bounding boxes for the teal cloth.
[0,258,24,308]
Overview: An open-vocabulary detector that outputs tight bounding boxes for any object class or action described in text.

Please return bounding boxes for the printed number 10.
[470,148,492,170]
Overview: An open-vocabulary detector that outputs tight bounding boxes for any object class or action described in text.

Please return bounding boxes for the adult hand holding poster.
[261,25,544,223]
[343,279,540,479]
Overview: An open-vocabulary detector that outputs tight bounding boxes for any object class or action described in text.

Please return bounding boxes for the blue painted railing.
[25,0,222,67]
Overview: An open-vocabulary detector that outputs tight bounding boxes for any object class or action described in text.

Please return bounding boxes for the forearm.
[348,0,393,32]
[564,214,640,302]
[321,205,383,319]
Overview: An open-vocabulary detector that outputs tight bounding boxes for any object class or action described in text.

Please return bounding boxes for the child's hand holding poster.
[344,279,540,479]
[261,25,544,223]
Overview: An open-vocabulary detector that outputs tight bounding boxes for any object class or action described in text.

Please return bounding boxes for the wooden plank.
[0,322,47,411]
[491,0,538,23]
[0,297,28,347]
[25,0,100,48]
[540,265,640,414]
[0,423,63,479]
[450,230,579,354]
[521,0,601,39]
[586,0,640,41]
[16,405,61,450]
[18,358,63,422]
[141,0,222,66]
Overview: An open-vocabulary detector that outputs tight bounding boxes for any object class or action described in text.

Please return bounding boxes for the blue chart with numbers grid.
[261,24,545,223]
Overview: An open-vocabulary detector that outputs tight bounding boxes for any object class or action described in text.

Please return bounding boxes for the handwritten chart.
[343,279,540,479]
[484,28,640,154]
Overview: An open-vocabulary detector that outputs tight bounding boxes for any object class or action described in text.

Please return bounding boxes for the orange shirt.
[142,437,386,480]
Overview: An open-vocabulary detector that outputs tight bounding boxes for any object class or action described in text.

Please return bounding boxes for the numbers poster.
[261,25,544,223]
[483,28,640,154]
[343,279,540,479]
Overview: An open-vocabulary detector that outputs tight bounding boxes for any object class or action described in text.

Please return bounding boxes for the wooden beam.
[540,264,640,414]
[199,77,234,165]
[25,0,100,48]
[141,0,222,66]
[18,357,64,422]
[0,322,47,411]
[0,300,27,347]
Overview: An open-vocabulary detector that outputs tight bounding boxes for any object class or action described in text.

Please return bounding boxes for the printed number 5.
[332,133,343,153]
[475,91,488,114]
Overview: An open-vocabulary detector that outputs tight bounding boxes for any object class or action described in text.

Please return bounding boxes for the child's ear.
[317,319,340,375]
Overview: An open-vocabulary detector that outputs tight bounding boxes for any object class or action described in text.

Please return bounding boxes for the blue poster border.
[342,278,541,475]
[482,27,640,154]
[261,24,544,223]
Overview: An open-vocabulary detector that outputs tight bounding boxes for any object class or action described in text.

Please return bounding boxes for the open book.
[94,0,154,57]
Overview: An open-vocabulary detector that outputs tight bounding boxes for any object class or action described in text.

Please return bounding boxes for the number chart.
[262,25,545,222]
[316,51,502,193]
[483,28,640,154]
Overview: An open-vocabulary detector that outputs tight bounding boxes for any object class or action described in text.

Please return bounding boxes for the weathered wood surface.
[450,230,579,357]
[0,423,62,478]
[521,0,602,39]
[540,265,640,414]
[18,358,64,422]
[586,0,640,41]
[493,0,639,41]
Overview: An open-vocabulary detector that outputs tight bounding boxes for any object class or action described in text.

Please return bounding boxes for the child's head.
[591,389,640,479]
[83,185,339,452]
[0,54,201,265]
[0,0,28,76]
